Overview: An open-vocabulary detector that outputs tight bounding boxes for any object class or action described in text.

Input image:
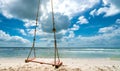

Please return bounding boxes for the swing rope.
[50,0,60,65]
[26,0,40,60]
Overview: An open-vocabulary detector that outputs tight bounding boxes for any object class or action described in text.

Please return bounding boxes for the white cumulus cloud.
[98,26,115,33]
[18,29,27,36]
[68,31,75,38]
[70,24,80,31]
[24,19,36,28]
[90,0,120,17]
[90,9,97,17]
[77,16,89,24]
[0,30,30,47]
[97,4,119,17]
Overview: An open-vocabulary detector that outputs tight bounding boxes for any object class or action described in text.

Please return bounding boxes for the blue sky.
[0,0,120,47]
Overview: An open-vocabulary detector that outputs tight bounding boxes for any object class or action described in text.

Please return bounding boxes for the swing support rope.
[25,0,62,68]
[50,0,60,66]
[26,0,40,61]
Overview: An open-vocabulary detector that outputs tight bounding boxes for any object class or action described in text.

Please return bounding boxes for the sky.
[0,0,120,47]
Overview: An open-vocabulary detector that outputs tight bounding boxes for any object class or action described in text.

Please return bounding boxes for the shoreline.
[0,58,120,71]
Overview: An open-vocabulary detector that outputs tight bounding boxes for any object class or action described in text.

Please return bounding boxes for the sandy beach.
[0,58,120,71]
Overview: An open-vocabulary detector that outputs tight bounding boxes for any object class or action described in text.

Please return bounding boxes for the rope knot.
[52,28,56,32]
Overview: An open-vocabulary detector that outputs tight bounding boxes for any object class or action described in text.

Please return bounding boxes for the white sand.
[0,58,120,71]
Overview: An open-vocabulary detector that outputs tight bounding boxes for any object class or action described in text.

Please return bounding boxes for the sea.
[0,47,120,59]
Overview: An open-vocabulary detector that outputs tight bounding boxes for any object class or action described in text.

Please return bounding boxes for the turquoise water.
[0,47,120,58]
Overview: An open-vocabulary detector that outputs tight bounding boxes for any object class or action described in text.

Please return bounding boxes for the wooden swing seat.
[25,58,62,68]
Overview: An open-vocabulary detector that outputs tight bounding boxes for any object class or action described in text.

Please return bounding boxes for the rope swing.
[25,0,62,68]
